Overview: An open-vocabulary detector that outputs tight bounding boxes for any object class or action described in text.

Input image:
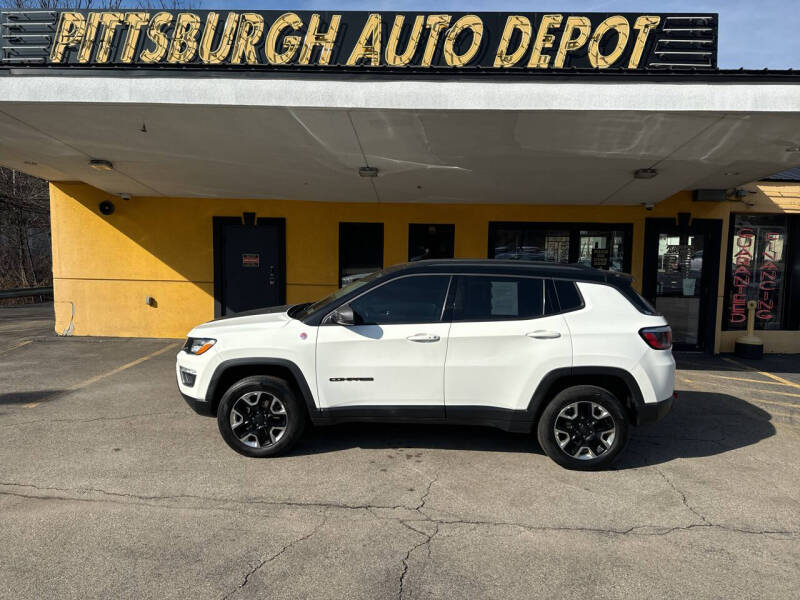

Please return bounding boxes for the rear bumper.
[635,394,674,425]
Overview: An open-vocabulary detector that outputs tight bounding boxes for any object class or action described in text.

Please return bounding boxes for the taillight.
[639,326,672,350]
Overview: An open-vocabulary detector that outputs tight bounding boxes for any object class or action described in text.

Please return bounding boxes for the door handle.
[407,333,440,343]
[526,330,561,339]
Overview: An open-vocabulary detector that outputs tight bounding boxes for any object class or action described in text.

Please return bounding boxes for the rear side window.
[453,276,544,321]
[553,280,584,312]
[616,282,658,315]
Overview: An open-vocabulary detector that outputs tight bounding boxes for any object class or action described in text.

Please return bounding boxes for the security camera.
[641,202,654,211]
[119,193,131,201]
[98,200,115,215]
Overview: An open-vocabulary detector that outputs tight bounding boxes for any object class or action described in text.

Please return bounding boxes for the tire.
[537,385,629,471]
[217,375,306,458]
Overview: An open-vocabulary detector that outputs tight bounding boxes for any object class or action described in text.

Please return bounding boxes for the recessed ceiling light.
[89,159,114,171]
[724,171,740,176]
[634,168,658,179]
[359,166,378,178]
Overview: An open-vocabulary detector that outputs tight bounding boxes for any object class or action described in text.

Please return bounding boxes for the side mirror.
[330,304,356,325]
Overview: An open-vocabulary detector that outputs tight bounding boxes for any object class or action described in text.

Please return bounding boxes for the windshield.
[291,270,385,320]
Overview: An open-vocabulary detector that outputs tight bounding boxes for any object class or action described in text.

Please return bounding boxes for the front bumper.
[180,392,215,416]
[635,394,674,425]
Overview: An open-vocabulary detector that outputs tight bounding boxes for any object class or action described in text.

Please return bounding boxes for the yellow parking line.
[721,357,800,391]
[748,397,800,410]
[760,389,800,399]
[66,343,178,392]
[0,339,32,356]
[705,373,786,386]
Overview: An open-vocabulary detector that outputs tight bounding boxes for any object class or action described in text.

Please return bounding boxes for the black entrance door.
[213,216,285,317]
[642,216,722,352]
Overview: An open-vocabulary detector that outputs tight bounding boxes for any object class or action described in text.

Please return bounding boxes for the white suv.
[177,260,675,470]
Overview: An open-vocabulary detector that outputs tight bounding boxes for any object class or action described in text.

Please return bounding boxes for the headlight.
[183,337,216,355]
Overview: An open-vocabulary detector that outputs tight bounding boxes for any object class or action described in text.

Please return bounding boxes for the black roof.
[389,259,632,284]
[763,167,800,182]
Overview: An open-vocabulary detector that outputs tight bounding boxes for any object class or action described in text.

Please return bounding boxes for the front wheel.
[537,385,628,470]
[217,376,305,457]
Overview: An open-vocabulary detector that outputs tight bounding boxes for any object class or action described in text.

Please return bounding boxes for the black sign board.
[0,10,717,71]
[591,248,610,269]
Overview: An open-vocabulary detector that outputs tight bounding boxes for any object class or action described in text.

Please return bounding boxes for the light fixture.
[23,160,37,166]
[89,159,114,171]
[359,166,378,178]
[634,168,658,179]
[786,146,800,153]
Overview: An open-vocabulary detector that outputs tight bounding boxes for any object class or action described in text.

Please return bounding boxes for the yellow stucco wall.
[49,181,799,350]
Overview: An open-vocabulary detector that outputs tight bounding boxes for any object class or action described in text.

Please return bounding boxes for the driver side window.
[349,275,451,325]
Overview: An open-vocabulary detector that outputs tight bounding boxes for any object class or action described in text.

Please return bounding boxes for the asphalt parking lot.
[1,303,799,599]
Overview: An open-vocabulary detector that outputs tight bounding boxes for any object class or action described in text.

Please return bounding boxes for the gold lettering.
[553,16,591,68]
[265,12,303,64]
[78,12,101,63]
[493,15,531,68]
[299,13,341,65]
[140,12,172,63]
[421,14,451,67]
[385,15,424,67]
[120,12,149,63]
[588,15,630,68]
[166,12,201,63]
[50,12,85,63]
[347,13,381,66]
[198,12,239,64]
[628,16,660,68]
[95,12,124,63]
[528,14,562,68]
[231,13,264,64]
[443,15,483,67]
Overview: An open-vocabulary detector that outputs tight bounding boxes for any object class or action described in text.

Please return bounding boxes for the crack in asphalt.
[0,410,186,428]
[397,474,440,600]
[219,511,329,600]
[652,466,711,525]
[0,479,796,541]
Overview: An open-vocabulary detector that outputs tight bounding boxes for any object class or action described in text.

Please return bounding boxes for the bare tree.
[0,0,190,301]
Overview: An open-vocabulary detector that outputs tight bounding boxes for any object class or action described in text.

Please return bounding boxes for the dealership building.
[1,8,799,352]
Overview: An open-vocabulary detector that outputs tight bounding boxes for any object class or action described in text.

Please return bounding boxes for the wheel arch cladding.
[528,367,643,426]
[207,359,318,419]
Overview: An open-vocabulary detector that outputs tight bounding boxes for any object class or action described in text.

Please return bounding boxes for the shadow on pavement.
[291,391,776,468]
[0,390,65,405]
[616,390,776,468]
[675,351,800,375]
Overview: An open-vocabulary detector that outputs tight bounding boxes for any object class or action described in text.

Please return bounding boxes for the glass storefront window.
[724,214,788,330]
[490,223,631,273]
[493,228,570,263]
[578,230,626,271]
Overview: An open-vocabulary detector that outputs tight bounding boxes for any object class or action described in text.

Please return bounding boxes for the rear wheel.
[217,376,305,457]
[537,385,628,470]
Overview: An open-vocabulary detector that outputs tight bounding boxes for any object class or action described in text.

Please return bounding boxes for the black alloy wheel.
[537,385,629,470]
[217,375,305,457]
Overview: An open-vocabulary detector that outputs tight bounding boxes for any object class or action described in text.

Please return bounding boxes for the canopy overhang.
[1,74,800,204]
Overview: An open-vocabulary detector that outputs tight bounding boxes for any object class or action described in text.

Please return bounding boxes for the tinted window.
[350,275,450,325]
[617,282,657,315]
[553,280,584,312]
[454,276,544,321]
[339,222,383,287]
[409,224,455,261]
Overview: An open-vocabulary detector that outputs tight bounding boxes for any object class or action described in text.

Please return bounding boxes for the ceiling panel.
[2,103,800,205]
